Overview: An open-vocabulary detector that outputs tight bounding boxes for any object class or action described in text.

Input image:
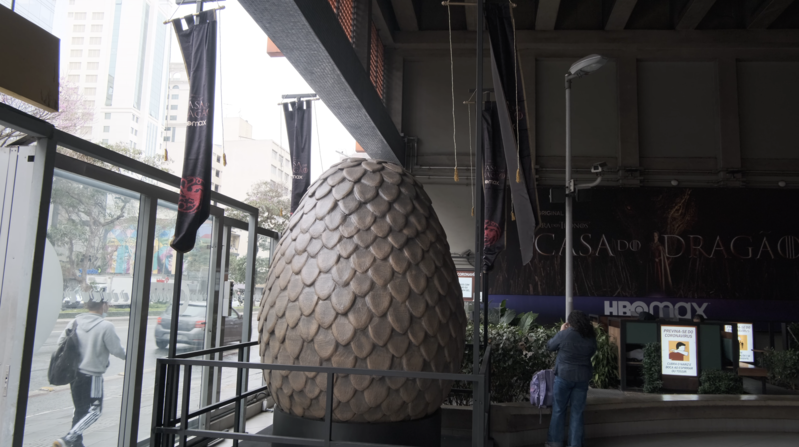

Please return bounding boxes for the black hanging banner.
[482,101,507,271]
[284,100,313,214]
[170,10,217,253]
[485,2,540,266]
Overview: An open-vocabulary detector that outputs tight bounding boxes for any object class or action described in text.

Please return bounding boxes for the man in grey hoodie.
[54,296,126,447]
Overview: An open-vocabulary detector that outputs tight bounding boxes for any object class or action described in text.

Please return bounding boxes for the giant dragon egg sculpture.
[258,158,467,423]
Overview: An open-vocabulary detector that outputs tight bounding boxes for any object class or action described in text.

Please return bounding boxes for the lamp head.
[568,54,608,76]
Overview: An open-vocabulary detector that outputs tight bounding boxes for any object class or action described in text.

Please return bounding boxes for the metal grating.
[369,22,385,100]
[338,0,354,42]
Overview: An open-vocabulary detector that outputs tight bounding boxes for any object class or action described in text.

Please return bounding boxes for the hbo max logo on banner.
[604,300,709,318]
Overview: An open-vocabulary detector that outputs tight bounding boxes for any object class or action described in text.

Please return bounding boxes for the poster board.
[660,325,699,378]
[457,271,474,300]
[737,323,754,363]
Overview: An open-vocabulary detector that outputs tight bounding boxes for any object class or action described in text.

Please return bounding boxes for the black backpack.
[48,321,81,385]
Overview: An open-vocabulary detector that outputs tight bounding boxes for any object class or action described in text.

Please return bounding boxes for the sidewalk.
[23,353,264,447]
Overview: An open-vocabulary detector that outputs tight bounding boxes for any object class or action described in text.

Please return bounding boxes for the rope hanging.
[278,104,284,218]
[447,4,459,182]
[466,90,476,217]
[313,103,324,174]
[509,0,520,183]
[218,10,228,166]
[161,3,180,164]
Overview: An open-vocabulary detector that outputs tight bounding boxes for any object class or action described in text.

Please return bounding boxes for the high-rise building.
[2,0,56,32]
[163,62,291,200]
[59,0,172,157]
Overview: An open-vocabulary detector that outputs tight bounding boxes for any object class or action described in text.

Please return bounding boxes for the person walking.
[54,295,126,447]
[545,310,597,447]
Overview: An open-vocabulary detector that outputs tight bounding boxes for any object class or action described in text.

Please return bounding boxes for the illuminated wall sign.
[661,325,698,377]
[738,323,754,363]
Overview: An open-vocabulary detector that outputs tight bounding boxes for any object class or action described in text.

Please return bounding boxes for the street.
[23,316,263,447]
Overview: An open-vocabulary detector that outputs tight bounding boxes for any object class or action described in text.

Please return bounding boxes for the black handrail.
[173,340,258,359]
[152,341,488,447]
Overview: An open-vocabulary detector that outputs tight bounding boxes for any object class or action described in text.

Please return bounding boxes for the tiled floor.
[217,411,274,447]
[219,424,799,447]
[588,432,799,447]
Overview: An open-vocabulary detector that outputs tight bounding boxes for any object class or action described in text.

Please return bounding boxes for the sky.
[179,0,357,181]
[43,0,358,184]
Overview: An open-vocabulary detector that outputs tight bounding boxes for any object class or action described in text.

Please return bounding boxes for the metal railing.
[151,342,491,447]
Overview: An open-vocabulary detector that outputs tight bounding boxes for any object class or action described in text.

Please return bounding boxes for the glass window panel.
[24,172,140,447]
[248,234,275,390]
[137,205,214,443]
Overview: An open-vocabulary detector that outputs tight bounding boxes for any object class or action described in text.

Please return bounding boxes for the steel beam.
[390,0,419,31]
[535,0,562,31]
[748,0,795,29]
[676,0,717,30]
[239,0,405,164]
[118,196,158,447]
[605,0,638,31]
[391,29,799,51]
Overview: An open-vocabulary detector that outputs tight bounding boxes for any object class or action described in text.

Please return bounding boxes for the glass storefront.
[10,156,275,446]
[25,172,141,447]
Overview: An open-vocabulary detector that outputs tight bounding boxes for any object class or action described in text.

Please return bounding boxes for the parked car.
[154,303,243,350]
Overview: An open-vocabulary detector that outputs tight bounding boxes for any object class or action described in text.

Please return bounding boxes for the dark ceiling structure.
[391,0,799,32]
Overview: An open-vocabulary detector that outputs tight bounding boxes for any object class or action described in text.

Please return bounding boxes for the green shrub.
[759,348,799,391]
[698,370,744,394]
[591,325,619,389]
[642,342,662,393]
[456,322,558,403]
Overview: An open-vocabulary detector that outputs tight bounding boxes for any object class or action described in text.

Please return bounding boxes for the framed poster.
[737,323,754,363]
[457,271,475,300]
[660,325,699,377]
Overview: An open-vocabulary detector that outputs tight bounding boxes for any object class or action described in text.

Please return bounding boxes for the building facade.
[163,59,291,198]
[3,0,56,32]
[60,0,172,157]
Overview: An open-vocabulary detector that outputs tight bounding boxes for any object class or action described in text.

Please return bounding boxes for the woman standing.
[545,310,597,447]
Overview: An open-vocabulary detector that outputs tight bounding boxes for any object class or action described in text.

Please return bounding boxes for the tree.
[227,180,291,234]
[0,79,92,147]
[229,254,271,285]
[4,80,179,293]
[83,141,172,175]
[48,177,139,290]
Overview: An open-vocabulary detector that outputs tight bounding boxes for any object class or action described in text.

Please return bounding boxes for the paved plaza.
[22,316,262,447]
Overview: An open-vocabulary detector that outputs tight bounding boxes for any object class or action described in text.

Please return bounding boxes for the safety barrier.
[151,341,491,447]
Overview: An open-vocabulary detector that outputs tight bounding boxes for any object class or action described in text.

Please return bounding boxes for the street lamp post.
[564,54,608,319]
